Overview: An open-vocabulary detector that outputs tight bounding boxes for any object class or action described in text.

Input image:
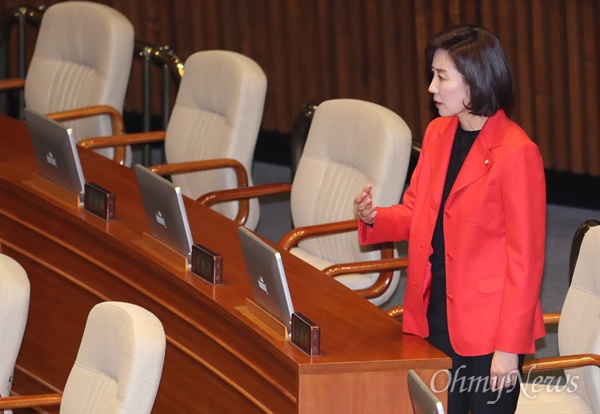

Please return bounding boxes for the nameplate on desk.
[291,312,321,356]
[23,173,81,209]
[191,243,222,284]
[84,182,115,220]
[136,232,189,271]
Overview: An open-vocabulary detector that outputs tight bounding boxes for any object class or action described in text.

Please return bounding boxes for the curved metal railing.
[134,40,185,131]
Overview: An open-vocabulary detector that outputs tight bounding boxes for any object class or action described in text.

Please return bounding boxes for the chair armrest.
[0,393,62,410]
[278,219,358,250]
[523,353,600,373]
[324,257,408,277]
[78,131,167,148]
[279,218,404,299]
[48,105,127,164]
[46,105,125,135]
[324,257,408,299]
[150,159,251,225]
[198,183,293,225]
[78,131,167,165]
[542,313,560,324]
[150,159,247,182]
[0,78,26,91]
[386,305,404,320]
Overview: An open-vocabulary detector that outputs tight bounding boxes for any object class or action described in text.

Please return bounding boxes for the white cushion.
[60,302,166,414]
[517,226,600,413]
[166,50,267,230]
[289,246,401,306]
[24,1,134,163]
[517,382,594,413]
[0,255,30,400]
[289,99,412,305]
[557,225,600,413]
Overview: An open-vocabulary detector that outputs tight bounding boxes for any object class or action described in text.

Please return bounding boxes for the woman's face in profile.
[428,50,471,120]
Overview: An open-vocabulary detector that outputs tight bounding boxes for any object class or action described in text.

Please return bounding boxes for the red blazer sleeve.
[358,121,436,246]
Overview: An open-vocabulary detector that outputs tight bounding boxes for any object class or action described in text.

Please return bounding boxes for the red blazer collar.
[437,109,508,150]
[451,110,510,197]
[428,110,510,205]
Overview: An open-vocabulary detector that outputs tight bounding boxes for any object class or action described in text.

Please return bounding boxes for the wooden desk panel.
[0,114,450,413]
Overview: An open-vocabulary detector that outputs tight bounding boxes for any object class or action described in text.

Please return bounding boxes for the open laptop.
[134,164,194,262]
[25,107,85,198]
[238,226,295,332]
[408,369,445,414]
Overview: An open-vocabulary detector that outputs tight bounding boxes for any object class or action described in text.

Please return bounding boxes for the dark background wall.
[2,0,599,208]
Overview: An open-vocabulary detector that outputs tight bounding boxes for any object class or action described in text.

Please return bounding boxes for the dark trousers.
[443,351,525,414]
[426,273,524,413]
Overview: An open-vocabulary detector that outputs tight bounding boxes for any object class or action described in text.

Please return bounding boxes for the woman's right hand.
[354,184,378,225]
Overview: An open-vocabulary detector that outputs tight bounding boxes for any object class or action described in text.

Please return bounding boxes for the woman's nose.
[428,78,436,94]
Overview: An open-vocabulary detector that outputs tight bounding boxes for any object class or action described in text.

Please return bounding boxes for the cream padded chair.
[0,301,166,414]
[286,99,411,305]
[0,255,30,411]
[163,50,266,230]
[516,225,600,413]
[200,99,412,305]
[79,50,267,230]
[1,1,134,163]
[61,301,166,413]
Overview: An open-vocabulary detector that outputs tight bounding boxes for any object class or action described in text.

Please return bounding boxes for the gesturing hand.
[354,184,377,225]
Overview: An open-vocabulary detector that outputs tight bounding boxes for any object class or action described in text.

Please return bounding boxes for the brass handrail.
[133,40,185,163]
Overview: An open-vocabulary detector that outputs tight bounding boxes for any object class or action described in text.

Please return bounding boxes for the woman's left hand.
[490,350,519,391]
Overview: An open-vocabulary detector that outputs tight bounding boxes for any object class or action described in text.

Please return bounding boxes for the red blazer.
[359,110,546,356]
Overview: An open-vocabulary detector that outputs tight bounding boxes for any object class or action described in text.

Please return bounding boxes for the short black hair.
[425,25,513,116]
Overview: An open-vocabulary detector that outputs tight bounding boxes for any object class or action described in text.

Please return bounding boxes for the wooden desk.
[0,114,450,413]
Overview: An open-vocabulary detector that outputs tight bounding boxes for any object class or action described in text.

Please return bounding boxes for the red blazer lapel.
[448,111,507,199]
[426,117,458,210]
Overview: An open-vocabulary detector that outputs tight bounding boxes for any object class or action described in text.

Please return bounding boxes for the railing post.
[0,10,11,114]
[142,46,152,166]
[16,10,25,119]
[0,5,43,118]
[162,63,170,130]
[161,63,170,164]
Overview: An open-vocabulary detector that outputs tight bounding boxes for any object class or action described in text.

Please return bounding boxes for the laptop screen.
[408,369,445,414]
[25,107,85,197]
[238,226,295,332]
[134,164,194,262]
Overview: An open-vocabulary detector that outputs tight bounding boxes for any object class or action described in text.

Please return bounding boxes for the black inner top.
[426,124,480,354]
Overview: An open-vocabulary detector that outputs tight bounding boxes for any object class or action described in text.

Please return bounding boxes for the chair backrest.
[569,219,599,283]
[24,1,134,161]
[60,302,166,414]
[165,50,267,230]
[290,99,412,265]
[0,255,30,401]
[558,224,600,412]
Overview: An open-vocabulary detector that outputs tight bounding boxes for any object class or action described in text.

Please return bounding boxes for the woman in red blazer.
[355,25,546,413]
